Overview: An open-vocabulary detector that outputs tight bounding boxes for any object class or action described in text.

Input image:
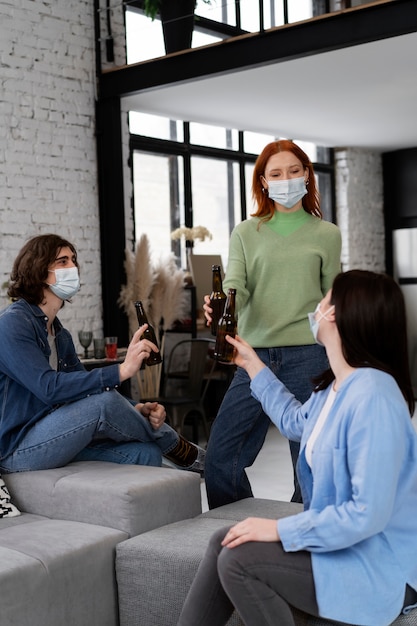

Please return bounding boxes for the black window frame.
[130,123,336,263]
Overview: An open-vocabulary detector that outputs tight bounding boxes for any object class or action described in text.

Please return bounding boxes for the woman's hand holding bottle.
[225,334,266,380]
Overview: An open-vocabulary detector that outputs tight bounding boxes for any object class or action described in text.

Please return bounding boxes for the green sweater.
[223,210,342,347]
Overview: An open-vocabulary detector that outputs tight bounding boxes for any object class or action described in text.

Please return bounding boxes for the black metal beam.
[95,97,130,345]
[100,0,417,99]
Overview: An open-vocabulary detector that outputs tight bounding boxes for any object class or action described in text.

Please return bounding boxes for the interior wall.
[0,0,101,350]
[334,148,385,272]
[98,0,126,70]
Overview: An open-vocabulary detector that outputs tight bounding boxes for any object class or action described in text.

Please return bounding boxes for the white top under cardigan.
[305,386,336,466]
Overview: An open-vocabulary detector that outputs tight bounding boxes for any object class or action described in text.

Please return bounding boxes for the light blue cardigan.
[251,367,417,626]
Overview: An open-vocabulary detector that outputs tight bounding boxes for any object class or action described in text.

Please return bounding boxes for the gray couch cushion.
[0,518,126,626]
[202,497,303,520]
[4,461,202,536]
[116,516,239,626]
[0,511,47,529]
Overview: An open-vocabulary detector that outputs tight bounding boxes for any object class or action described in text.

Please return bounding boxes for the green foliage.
[143,0,160,20]
[143,0,212,21]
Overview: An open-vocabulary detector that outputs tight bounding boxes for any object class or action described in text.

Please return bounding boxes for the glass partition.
[191,156,241,267]
[133,151,186,265]
[189,122,239,150]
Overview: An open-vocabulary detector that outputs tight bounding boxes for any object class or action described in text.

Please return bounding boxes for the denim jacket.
[0,299,120,459]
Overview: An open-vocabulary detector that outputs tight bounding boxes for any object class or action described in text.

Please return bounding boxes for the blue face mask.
[308,303,334,346]
[47,267,80,300]
[267,176,307,209]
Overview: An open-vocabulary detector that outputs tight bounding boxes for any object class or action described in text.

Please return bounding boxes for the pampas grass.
[134,234,154,310]
[149,253,188,331]
[119,234,156,341]
[119,234,188,399]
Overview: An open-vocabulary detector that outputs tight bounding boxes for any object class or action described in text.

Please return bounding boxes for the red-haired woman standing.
[204,140,342,508]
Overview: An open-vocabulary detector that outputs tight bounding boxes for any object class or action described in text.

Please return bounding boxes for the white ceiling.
[124,31,417,153]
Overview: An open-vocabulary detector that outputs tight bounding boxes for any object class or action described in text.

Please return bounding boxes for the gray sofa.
[0,461,201,626]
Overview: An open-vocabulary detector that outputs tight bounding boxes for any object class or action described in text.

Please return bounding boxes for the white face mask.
[267,176,307,209]
[308,303,334,346]
[47,267,80,300]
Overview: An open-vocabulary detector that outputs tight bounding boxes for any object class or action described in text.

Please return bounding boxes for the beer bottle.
[213,288,237,363]
[134,301,162,366]
[209,264,227,336]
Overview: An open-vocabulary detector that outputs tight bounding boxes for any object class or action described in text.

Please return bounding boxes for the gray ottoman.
[116,497,417,626]
[5,461,202,537]
[0,517,126,626]
[116,498,301,626]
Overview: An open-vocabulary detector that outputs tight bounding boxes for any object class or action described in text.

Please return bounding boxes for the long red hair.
[251,140,321,220]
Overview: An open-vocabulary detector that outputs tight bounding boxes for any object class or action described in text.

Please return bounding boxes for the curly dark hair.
[7,234,78,305]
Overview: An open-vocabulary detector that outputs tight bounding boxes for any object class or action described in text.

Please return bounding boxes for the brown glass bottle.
[213,288,237,363]
[209,265,227,336]
[134,301,162,366]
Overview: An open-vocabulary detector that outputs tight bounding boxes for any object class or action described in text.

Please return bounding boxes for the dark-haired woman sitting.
[178,270,417,626]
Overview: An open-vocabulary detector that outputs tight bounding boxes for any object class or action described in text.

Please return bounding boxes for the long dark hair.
[314,270,415,415]
[251,140,321,221]
[8,234,78,305]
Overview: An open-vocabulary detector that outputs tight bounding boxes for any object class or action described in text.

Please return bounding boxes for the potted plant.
[143,0,213,54]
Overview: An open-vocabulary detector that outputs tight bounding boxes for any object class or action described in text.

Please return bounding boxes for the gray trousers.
[177,526,319,626]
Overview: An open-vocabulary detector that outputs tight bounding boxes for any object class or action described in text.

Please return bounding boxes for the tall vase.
[160,0,196,54]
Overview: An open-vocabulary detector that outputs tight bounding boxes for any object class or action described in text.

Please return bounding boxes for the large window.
[190,155,242,266]
[130,113,335,271]
[133,150,185,263]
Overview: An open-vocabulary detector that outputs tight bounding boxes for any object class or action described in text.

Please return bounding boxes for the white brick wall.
[98,0,127,70]
[335,148,385,272]
[121,102,134,251]
[0,0,102,349]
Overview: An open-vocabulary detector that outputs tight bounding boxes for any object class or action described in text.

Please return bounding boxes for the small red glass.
[105,336,118,360]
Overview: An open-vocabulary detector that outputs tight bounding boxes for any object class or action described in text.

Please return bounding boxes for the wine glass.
[78,331,93,359]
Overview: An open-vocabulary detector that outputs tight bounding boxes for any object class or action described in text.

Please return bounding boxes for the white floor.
[200,412,417,512]
[200,425,295,512]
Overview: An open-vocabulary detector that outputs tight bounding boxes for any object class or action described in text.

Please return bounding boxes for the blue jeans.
[177,526,318,626]
[0,390,179,473]
[205,344,328,509]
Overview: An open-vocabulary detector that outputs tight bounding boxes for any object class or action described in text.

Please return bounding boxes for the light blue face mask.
[267,176,307,209]
[47,267,80,300]
[308,303,334,346]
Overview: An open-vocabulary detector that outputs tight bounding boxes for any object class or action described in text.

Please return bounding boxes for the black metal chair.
[158,338,217,443]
